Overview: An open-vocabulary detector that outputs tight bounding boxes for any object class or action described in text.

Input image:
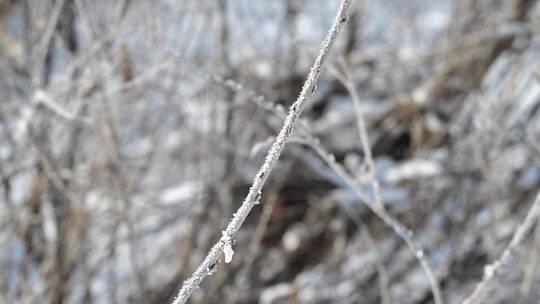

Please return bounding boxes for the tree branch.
[171,1,351,303]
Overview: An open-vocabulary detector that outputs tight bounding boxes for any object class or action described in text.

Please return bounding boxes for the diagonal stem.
[171,1,351,303]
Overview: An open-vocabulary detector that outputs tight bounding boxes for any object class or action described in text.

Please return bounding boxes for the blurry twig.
[329,58,382,208]
[463,191,540,304]
[520,222,540,296]
[35,0,66,84]
[360,224,391,304]
[210,74,312,133]
[32,89,92,125]
[296,136,443,304]
[330,56,392,302]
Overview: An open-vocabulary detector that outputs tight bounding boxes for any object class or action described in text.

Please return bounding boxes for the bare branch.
[171,1,351,303]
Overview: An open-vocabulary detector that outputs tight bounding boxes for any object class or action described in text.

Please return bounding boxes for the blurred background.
[1,0,540,303]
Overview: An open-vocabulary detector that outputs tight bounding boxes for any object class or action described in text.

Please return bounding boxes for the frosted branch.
[171,1,351,303]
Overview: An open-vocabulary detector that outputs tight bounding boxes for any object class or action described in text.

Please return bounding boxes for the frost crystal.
[483,264,495,279]
[223,245,234,263]
[254,190,262,205]
[221,231,234,263]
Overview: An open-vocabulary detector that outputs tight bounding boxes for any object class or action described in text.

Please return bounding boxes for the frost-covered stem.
[171,1,351,303]
[463,191,540,304]
[331,60,389,302]
[330,61,382,208]
[300,137,443,304]
[323,62,442,303]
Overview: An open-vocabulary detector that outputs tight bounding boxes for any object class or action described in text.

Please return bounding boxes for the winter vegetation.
[1,0,540,303]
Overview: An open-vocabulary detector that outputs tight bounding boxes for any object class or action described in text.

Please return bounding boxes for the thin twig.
[329,60,442,302]
[463,191,540,304]
[210,73,312,133]
[32,89,92,125]
[331,57,390,302]
[34,0,66,85]
[520,222,540,296]
[171,1,351,303]
[330,59,382,208]
[297,136,443,304]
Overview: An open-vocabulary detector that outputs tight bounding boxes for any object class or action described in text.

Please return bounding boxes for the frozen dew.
[223,245,234,263]
[221,231,235,264]
[483,264,496,279]
[254,190,262,205]
[483,261,501,280]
